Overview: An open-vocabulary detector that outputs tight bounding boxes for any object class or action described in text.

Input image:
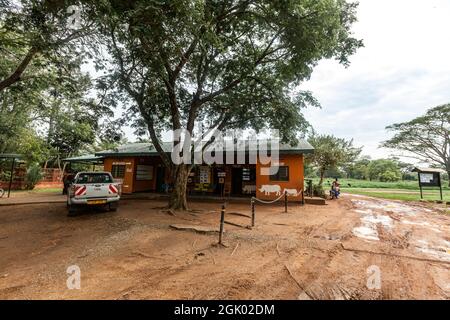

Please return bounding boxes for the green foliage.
[367,159,402,182]
[304,163,317,178]
[0,0,93,92]
[0,1,107,166]
[25,163,43,190]
[343,156,371,180]
[315,178,450,190]
[92,0,362,150]
[15,129,51,164]
[307,134,362,184]
[378,170,401,182]
[346,188,450,202]
[312,183,325,198]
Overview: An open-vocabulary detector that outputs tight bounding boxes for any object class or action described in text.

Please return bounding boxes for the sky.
[302,0,450,160]
[118,0,450,161]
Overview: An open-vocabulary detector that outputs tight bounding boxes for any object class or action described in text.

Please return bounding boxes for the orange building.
[69,140,313,201]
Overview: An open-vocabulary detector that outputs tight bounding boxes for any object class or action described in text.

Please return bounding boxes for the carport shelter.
[0,153,22,198]
[63,154,105,170]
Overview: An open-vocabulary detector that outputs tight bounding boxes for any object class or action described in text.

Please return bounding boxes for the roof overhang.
[63,155,105,163]
[411,167,445,174]
[0,153,22,159]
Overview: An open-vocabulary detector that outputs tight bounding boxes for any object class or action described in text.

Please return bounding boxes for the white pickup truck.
[67,172,121,216]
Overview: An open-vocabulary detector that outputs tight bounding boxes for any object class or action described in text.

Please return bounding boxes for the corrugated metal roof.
[95,140,314,157]
[0,153,22,159]
[63,154,105,162]
[412,167,446,174]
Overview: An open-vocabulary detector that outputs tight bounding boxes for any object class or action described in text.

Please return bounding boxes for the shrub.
[313,184,326,198]
[25,164,43,190]
[379,170,401,182]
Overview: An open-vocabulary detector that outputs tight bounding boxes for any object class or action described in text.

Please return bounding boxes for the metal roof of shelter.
[0,153,22,159]
[63,154,105,163]
[412,167,446,174]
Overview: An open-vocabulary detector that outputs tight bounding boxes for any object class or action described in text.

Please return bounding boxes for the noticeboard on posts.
[418,172,440,187]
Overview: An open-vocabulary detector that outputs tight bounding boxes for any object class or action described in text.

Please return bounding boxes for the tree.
[382,104,450,186]
[307,134,361,185]
[367,159,401,182]
[343,155,371,180]
[90,0,362,209]
[0,0,93,92]
[1,1,117,167]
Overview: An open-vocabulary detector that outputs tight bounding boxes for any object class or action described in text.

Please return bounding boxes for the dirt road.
[0,194,448,299]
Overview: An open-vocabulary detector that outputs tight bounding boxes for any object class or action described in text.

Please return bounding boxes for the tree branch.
[0,46,38,92]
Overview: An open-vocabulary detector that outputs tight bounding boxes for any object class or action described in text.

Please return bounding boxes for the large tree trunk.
[319,169,325,186]
[447,170,450,187]
[168,164,191,210]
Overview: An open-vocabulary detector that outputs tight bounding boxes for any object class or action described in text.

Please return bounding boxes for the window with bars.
[269,166,289,181]
[111,165,126,178]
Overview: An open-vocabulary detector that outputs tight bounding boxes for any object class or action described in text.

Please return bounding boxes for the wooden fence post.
[219,204,225,245]
[251,198,255,227]
[284,191,288,213]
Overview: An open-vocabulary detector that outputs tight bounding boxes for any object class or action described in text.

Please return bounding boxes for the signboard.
[419,172,440,187]
[416,169,443,201]
[136,165,153,181]
[199,166,210,184]
[242,168,251,181]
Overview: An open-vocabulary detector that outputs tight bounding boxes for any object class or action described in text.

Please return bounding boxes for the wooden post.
[284,190,288,213]
[418,172,423,200]
[219,204,225,245]
[7,157,15,198]
[438,173,443,201]
[251,198,255,227]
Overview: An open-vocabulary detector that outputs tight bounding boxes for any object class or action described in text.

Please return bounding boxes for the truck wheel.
[67,205,77,217]
[109,203,118,212]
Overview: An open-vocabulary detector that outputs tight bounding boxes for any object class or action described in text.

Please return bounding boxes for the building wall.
[103,153,305,199]
[103,157,135,194]
[256,154,304,201]
[133,156,160,192]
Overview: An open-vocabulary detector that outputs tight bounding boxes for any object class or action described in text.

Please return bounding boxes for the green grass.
[308,177,450,190]
[306,178,450,202]
[345,188,450,202]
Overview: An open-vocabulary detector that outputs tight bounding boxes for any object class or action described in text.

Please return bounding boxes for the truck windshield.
[76,173,113,184]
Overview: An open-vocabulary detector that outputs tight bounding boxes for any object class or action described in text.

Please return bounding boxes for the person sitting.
[330,178,341,199]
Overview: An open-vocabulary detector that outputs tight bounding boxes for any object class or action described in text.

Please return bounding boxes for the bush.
[313,184,326,198]
[379,170,401,182]
[25,164,43,190]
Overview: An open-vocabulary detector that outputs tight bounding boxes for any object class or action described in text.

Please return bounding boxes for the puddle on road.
[414,239,450,262]
[352,225,379,241]
[401,220,442,233]
[350,197,450,261]
[351,202,393,242]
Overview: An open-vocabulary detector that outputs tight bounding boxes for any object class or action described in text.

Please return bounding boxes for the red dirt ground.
[0,194,448,299]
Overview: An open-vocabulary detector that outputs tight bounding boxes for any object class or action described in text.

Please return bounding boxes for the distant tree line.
[307,156,421,182]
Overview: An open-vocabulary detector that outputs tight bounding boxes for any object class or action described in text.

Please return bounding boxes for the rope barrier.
[251,193,285,204]
[219,191,295,241]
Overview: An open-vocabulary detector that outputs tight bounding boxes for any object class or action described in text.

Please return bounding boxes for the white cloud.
[302,0,450,160]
